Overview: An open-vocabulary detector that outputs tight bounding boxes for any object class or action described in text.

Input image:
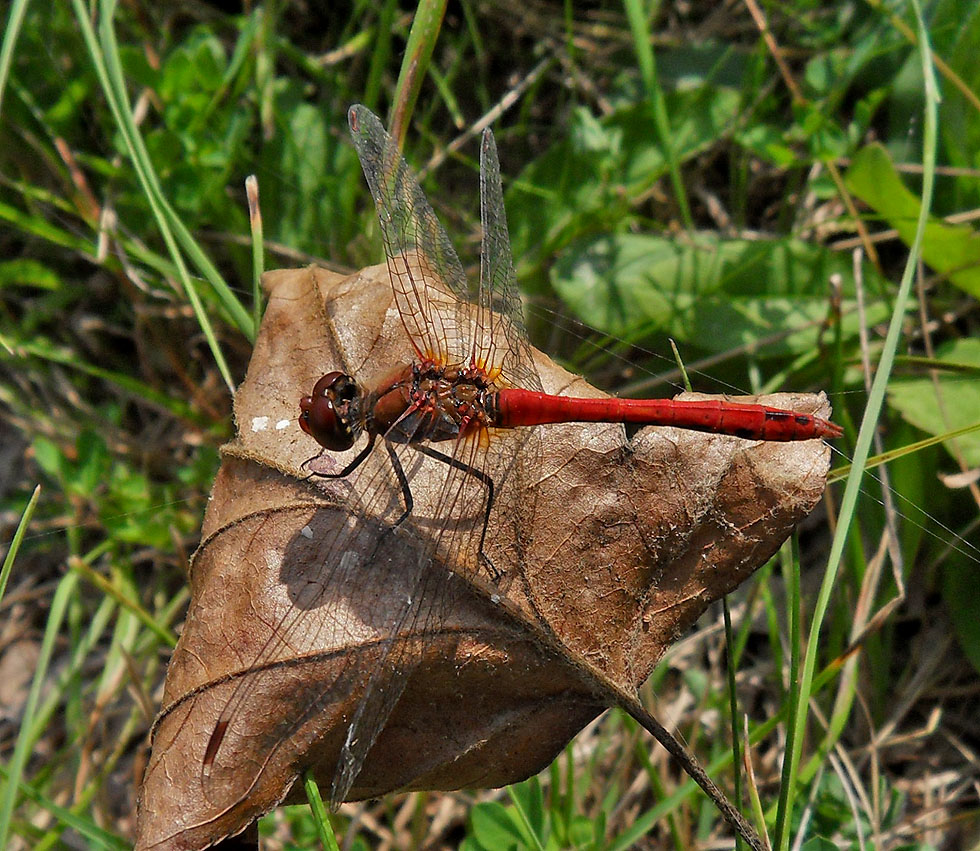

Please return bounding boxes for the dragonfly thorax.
[299,371,363,451]
[362,362,494,446]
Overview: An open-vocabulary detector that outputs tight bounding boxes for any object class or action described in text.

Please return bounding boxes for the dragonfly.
[202,104,841,822]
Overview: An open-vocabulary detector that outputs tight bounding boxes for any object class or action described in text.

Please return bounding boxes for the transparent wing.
[195,425,436,810]
[349,104,474,367]
[196,415,531,811]
[327,114,544,802]
[328,427,504,805]
[195,108,541,816]
[477,127,542,393]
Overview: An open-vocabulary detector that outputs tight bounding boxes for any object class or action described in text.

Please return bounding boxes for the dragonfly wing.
[327,419,525,803]
[478,127,542,393]
[348,104,473,367]
[193,109,539,808]
[195,436,428,809]
[198,428,528,812]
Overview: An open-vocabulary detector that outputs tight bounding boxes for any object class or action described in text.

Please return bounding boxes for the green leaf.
[118,44,156,88]
[508,778,547,845]
[0,259,60,290]
[467,801,524,851]
[551,232,889,354]
[736,122,799,168]
[508,90,742,285]
[31,436,64,481]
[793,101,850,161]
[73,430,108,497]
[845,144,980,297]
[158,28,227,103]
[565,814,597,848]
[261,93,340,255]
[886,338,980,466]
[935,0,980,177]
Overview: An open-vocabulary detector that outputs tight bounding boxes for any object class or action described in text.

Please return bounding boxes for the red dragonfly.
[205,105,840,815]
[301,114,840,459]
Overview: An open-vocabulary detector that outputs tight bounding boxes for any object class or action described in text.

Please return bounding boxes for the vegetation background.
[1,0,978,849]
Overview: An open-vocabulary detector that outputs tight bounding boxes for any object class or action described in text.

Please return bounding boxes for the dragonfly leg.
[385,439,414,529]
[302,433,377,481]
[414,445,499,581]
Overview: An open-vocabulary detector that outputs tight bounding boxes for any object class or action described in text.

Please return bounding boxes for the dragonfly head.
[299,371,362,451]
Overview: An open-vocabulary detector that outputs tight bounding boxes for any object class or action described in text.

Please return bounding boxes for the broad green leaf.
[465,801,524,851]
[565,814,597,848]
[507,90,741,286]
[509,778,547,844]
[118,44,156,89]
[793,101,850,161]
[551,232,890,355]
[736,122,799,168]
[886,338,980,466]
[45,77,91,129]
[157,28,227,104]
[846,144,980,297]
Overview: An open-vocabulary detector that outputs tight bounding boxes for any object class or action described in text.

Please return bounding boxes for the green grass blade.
[506,782,547,851]
[389,0,447,145]
[722,597,745,850]
[0,762,129,850]
[303,772,340,851]
[0,0,29,121]
[8,337,205,425]
[28,595,118,761]
[0,198,98,256]
[0,571,80,848]
[364,1,398,112]
[69,558,177,647]
[773,537,803,843]
[94,0,252,340]
[773,4,940,848]
[69,0,248,396]
[828,420,980,483]
[94,0,253,340]
[621,0,693,229]
[0,485,39,605]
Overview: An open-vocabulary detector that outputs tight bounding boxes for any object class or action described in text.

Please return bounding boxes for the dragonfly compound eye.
[298,372,359,451]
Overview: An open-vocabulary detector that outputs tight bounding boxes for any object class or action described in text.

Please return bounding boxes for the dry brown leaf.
[135,263,833,850]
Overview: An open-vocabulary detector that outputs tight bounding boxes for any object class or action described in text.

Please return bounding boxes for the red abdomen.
[493,389,842,441]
